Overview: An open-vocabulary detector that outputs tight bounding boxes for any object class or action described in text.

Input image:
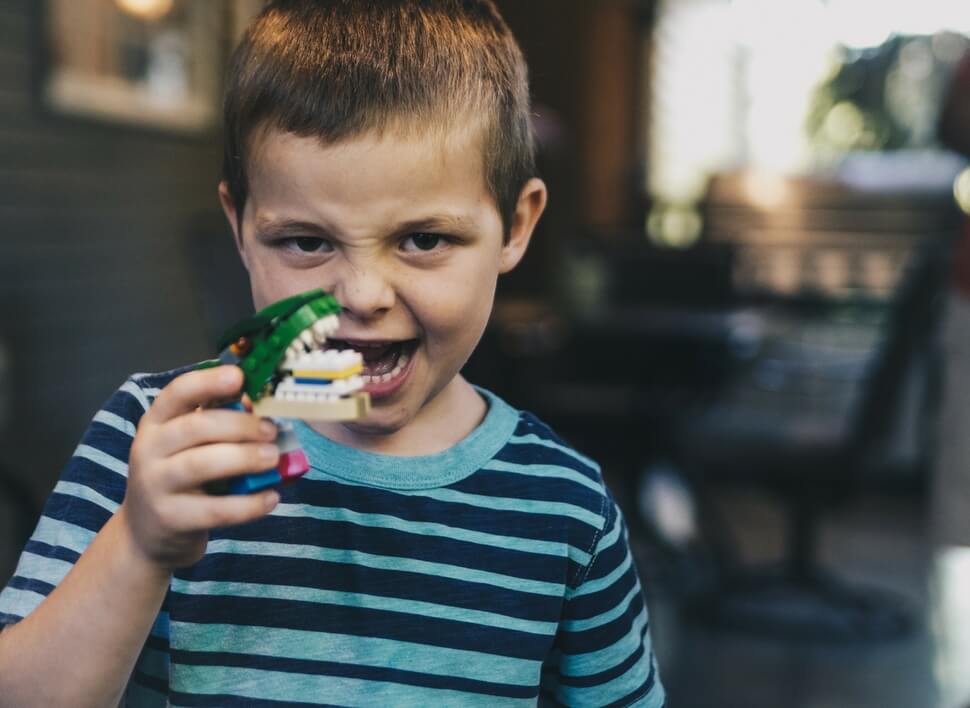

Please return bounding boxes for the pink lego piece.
[277,449,310,481]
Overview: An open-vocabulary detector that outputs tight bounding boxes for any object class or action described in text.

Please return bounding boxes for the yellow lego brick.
[289,363,364,380]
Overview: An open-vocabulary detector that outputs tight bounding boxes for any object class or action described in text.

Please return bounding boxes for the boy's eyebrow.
[253,214,474,238]
[253,217,332,237]
[393,214,473,234]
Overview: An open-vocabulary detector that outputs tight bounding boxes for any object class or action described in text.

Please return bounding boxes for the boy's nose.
[330,264,396,321]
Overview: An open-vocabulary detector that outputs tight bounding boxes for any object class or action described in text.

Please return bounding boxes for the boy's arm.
[542,499,666,708]
[0,509,170,707]
[0,367,280,708]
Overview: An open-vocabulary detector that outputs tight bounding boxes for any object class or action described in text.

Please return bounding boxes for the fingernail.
[259,419,278,438]
[259,444,279,460]
[265,490,280,510]
[221,367,239,385]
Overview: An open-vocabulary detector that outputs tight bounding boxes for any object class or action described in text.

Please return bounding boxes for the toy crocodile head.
[214,289,370,421]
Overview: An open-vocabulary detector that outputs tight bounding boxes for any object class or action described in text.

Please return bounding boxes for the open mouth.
[325,339,418,388]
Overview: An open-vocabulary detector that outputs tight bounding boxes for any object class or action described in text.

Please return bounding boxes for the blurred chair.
[466,238,741,497]
[672,236,949,640]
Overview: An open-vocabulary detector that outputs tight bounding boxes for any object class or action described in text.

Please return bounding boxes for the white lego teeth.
[286,316,342,359]
[279,310,362,371]
[310,315,338,338]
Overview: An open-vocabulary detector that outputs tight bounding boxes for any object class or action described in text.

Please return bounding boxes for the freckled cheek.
[409,278,496,354]
[248,269,286,308]
[245,265,272,307]
[249,258,321,305]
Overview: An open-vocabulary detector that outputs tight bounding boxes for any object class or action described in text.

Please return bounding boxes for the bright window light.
[648,0,970,206]
[115,0,174,22]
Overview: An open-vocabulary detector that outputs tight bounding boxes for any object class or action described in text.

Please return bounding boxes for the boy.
[0,1,665,705]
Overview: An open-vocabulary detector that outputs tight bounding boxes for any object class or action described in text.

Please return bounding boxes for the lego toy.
[198,289,370,494]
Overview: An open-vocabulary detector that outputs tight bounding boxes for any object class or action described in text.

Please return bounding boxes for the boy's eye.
[282,237,332,253]
[402,233,443,252]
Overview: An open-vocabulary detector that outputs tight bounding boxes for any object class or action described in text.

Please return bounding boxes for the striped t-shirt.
[0,368,665,707]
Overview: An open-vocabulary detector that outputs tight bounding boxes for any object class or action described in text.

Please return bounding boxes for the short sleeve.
[540,500,666,707]
[0,376,150,626]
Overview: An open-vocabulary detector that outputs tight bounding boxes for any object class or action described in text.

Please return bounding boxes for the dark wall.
[497,0,646,233]
[491,0,647,300]
[0,1,231,502]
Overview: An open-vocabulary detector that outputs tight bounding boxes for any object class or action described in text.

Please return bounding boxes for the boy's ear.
[499,177,547,274]
[218,181,250,272]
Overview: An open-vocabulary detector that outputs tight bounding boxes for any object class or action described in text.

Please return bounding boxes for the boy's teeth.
[361,351,409,384]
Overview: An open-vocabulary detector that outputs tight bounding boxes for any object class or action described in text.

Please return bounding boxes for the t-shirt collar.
[292,387,519,490]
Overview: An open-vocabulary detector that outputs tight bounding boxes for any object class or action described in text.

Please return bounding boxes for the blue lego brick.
[229,468,283,495]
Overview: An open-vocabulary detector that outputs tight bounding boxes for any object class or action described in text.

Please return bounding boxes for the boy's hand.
[120,366,281,571]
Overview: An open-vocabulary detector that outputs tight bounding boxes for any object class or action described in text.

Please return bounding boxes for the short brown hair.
[223,0,536,238]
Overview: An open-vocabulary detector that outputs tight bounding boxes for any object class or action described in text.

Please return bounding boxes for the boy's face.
[220,126,545,448]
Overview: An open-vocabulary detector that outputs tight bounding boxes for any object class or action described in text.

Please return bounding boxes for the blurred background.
[2,0,970,706]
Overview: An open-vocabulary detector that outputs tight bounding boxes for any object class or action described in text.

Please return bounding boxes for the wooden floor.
[637,491,959,708]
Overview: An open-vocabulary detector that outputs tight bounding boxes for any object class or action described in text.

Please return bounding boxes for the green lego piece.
[200,289,343,402]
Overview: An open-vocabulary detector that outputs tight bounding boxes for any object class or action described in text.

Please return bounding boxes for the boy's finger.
[154,408,278,457]
[145,367,243,424]
[166,442,280,492]
[175,489,280,531]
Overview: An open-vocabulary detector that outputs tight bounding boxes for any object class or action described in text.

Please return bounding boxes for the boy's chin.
[338,417,407,438]
[311,375,465,451]
[314,410,415,444]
